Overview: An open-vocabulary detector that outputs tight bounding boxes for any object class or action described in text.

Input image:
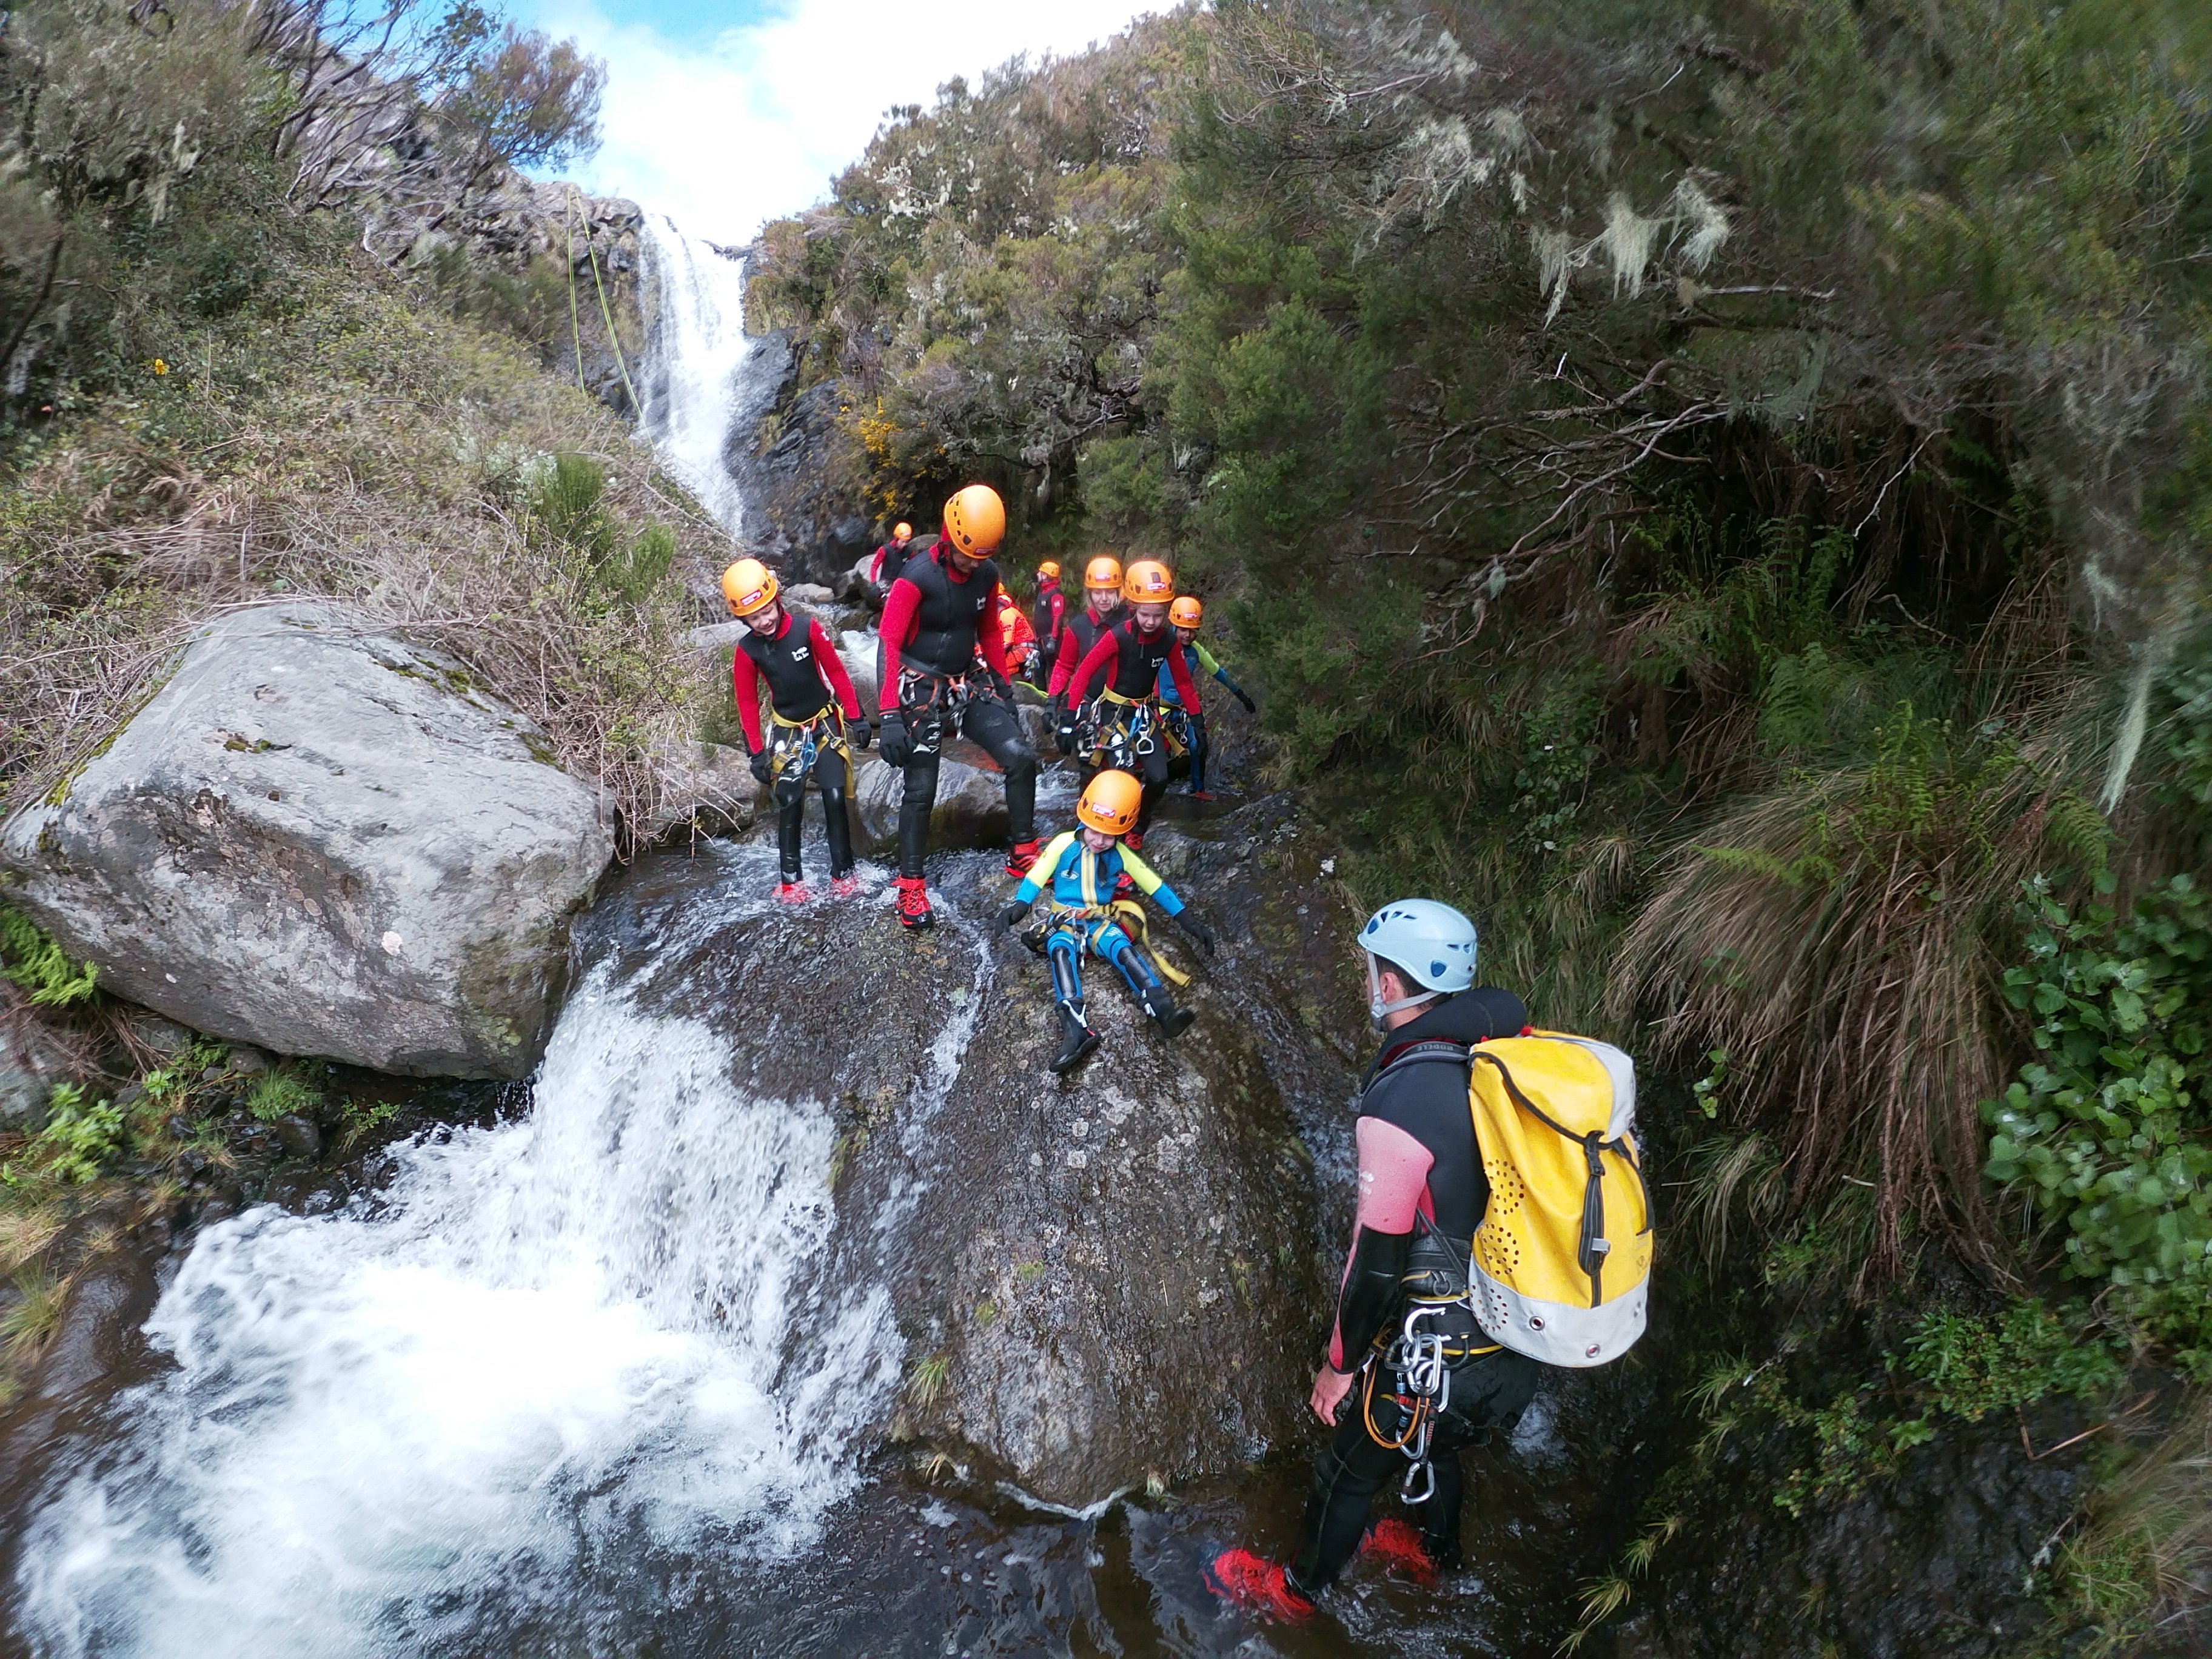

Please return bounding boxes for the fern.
[0,909,98,1007]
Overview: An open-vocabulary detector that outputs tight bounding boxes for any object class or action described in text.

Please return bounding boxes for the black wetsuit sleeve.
[1330,1225,1411,1372]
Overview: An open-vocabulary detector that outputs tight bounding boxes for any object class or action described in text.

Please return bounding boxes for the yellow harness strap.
[1039,899,1194,988]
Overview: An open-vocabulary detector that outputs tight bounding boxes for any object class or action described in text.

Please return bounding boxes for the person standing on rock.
[996,769,1215,1073]
[1055,560,1197,851]
[876,484,1042,930]
[1155,595,1256,802]
[724,559,873,904]
[1044,555,1126,749]
[988,582,1044,690]
[1208,899,1538,1623]
[866,520,916,598]
[1030,560,1067,680]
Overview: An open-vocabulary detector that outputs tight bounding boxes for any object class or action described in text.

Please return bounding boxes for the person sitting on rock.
[988,581,1044,691]
[1155,595,1256,802]
[876,484,1042,929]
[996,769,1216,1073]
[1206,899,1537,1623]
[1030,560,1067,680]
[1044,555,1125,749]
[1054,560,1197,851]
[723,558,873,904]
[866,520,916,598]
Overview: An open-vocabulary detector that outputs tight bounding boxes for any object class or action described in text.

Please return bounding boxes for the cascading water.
[635,214,780,537]
[13,848,904,1658]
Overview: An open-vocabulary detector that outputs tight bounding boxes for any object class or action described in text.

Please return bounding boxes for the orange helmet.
[1122,559,1174,604]
[942,484,1006,556]
[1084,555,1123,592]
[894,521,913,541]
[720,558,779,618]
[1169,596,1203,629]
[1077,769,1144,837]
[1037,560,1061,583]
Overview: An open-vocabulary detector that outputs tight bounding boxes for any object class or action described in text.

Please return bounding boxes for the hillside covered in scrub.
[745,0,2212,1646]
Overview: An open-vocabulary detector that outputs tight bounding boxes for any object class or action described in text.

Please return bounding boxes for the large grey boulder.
[2,606,614,1078]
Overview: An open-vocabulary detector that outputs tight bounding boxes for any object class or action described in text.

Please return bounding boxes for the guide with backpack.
[1207,897,1654,1623]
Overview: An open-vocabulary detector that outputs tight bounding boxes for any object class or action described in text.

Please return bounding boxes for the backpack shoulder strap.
[1359,1037,1469,1093]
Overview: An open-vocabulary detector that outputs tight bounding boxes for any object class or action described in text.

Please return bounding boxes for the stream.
[0,225,1651,1657]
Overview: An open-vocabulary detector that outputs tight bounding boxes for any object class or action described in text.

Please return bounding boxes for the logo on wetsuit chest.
[788,644,811,663]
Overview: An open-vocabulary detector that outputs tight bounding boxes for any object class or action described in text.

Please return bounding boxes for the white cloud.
[519,0,1162,245]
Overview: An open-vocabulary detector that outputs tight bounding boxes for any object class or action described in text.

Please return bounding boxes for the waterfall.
[13,848,903,1658]
[635,214,779,538]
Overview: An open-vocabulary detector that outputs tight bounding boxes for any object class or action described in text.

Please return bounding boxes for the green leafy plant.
[1983,874,2212,1371]
[0,909,98,1007]
[4,1082,124,1186]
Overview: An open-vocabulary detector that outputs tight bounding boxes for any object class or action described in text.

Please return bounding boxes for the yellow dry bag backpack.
[1466,1030,1652,1367]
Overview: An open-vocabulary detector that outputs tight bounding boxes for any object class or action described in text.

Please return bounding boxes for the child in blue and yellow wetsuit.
[1155,595,1256,800]
[997,769,1218,1073]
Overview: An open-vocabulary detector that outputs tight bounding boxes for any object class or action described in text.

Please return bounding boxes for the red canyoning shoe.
[1205,1549,1315,1624]
[1122,826,1145,853]
[830,871,862,899]
[1359,1518,1436,1586]
[1004,838,1042,879]
[895,875,934,930]
[774,881,812,905]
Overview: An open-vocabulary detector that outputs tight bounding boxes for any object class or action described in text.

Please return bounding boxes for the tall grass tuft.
[1614,709,2101,1276]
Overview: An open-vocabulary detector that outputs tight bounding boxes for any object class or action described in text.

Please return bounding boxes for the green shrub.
[1983,874,2212,1370]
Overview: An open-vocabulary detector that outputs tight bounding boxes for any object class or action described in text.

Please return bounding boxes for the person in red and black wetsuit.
[1030,560,1067,679]
[722,558,872,903]
[865,521,916,598]
[1054,559,1197,850]
[1208,899,1540,1623]
[876,484,1041,930]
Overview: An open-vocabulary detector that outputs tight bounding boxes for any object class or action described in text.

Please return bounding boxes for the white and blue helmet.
[1358,898,1478,1020]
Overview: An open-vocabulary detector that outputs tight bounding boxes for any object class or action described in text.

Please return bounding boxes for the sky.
[505,0,1165,245]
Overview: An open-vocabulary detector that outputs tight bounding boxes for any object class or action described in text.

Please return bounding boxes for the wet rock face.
[1618,1389,2087,1659]
[582,797,1363,1509]
[2,605,614,1078]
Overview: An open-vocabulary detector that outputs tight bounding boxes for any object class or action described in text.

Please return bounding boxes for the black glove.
[997,899,1030,930]
[1235,687,1257,715]
[1055,712,1078,756]
[847,714,873,751]
[748,749,773,785]
[1176,911,1217,957]
[878,711,909,768]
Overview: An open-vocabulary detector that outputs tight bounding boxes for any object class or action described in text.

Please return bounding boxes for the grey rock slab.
[2,605,613,1078]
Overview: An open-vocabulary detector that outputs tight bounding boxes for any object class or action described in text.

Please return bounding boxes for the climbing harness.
[1031,900,1193,988]
[1359,1227,1501,1504]
[767,707,853,792]
[895,670,976,760]
[1091,688,1180,770]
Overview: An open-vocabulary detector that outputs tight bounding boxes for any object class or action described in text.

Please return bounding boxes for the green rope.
[571,186,641,413]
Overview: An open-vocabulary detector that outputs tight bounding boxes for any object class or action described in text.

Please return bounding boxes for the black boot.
[1051,1004,1101,1073]
[1122,948,1195,1041]
[1048,946,1101,1073]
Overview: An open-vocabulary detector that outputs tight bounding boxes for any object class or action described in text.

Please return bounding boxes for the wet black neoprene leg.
[960,694,1037,846]
[819,749,856,877]
[1047,934,1100,1073]
[1187,716,1210,793]
[896,706,943,879]
[1108,934,1193,1039]
[773,764,808,883]
[1290,1393,1406,1597]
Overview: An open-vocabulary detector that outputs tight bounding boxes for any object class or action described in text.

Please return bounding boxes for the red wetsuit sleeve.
[1327,1118,1434,1370]
[809,618,861,720]
[1166,640,1199,706]
[877,577,922,712]
[870,545,886,583]
[1062,629,1121,706]
[1048,623,1080,695]
[1049,590,1067,634]
[731,645,766,753]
